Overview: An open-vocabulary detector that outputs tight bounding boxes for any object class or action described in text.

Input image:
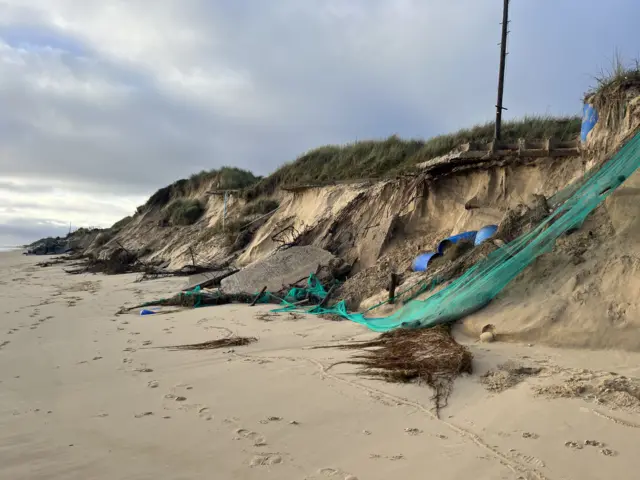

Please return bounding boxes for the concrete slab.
[221,246,335,295]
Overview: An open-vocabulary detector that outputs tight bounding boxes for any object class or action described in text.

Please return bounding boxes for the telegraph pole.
[494,0,510,141]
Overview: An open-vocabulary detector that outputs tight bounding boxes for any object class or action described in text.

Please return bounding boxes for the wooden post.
[388,273,399,305]
[250,286,268,306]
[188,246,196,267]
[494,0,510,141]
[318,285,336,308]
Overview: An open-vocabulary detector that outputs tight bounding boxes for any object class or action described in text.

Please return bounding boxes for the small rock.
[175,396,187,402]
[289,420,299,425]
[479,331,495,343]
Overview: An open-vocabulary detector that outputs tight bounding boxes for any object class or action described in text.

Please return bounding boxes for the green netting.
[285,131,640,332]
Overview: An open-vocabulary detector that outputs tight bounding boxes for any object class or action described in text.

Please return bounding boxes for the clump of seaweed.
[162,336,258,351]
[320,325,472,415]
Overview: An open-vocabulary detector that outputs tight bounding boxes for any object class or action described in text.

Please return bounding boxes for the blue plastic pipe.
[474,224,498,246]
[437,230,478,254]
[412,252,441,272]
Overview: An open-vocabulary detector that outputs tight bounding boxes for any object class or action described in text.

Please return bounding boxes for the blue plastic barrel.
[437,230,478,254]
[581,103,598,143]
[412,252,441,272]
[474,224,498,246]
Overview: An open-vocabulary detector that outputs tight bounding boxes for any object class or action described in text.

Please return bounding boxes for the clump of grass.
[165,199,205,226]
[111,216,132,231]
[586,53,640,133]
[93,231,114,247]
[587,51,640,99]
[241,198,280,216]
[146,167,260,209]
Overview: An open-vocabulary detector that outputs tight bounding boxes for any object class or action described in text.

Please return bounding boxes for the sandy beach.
[2,251,640,480]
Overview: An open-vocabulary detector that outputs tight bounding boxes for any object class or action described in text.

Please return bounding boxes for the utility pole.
[494,0,510,141]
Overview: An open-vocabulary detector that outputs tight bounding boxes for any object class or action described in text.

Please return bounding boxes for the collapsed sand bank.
[2,251,640,480]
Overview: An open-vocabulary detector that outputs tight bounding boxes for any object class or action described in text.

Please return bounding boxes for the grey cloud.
[0,0,639,216]
[0,218,70,246]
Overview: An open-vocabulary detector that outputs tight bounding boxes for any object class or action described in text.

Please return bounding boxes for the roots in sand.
[320,326,472,415]
[162,336,258,351]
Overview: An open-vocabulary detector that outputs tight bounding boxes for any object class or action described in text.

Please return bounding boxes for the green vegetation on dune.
[141,116,581,210]
[587,55,640,100]
[244,116,580,200]
[164,198,205,226]
[146,167,260,208]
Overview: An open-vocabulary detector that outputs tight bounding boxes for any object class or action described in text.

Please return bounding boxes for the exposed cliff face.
[81,82,640,350]
[90,152,586,275]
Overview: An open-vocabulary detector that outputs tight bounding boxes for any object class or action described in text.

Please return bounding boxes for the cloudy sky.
[1,0,639,246]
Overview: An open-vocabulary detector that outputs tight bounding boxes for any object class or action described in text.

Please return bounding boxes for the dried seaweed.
[320,325,472,416]
[162,336,258,351]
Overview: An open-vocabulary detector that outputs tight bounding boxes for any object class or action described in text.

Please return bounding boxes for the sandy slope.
[2,252,640,480]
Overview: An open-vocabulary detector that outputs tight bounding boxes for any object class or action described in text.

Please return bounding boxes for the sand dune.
[2,251,640,480]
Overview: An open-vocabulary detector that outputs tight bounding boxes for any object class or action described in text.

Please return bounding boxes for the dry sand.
[2,251,640,480]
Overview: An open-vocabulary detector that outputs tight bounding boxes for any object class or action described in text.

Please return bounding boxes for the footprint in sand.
[164,394,187,402]
[507,449,545,468]
[0,341,10,349]
[235,428,267,447]
[147,380,159,388]
[197,406,213,421]
[142,341,152,346]
[315,467,358,479]
[122,358,133,364]
[249,453,283,467]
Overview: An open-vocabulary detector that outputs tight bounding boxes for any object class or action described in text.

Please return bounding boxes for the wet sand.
[1,251,640,480]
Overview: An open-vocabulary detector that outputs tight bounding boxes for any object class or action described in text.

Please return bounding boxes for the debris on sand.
[319,326,472,415]
[162,336,258,351]
[480,361,542,393]
[535,370,640,413]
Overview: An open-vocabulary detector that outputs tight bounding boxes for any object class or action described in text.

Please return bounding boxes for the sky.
[1,0,639,246]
